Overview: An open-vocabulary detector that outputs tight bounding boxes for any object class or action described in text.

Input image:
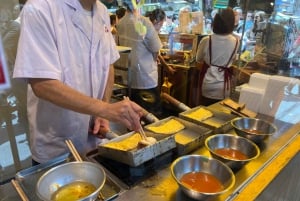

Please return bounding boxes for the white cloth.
[117,13,162,89]
[196,34,238,99]
[13,0,119,163]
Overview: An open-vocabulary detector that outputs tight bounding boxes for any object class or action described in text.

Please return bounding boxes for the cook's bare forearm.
[29,78,108,118]
[102,65,114,102]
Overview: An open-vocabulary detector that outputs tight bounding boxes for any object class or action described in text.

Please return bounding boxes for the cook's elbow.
[28,79,47,98]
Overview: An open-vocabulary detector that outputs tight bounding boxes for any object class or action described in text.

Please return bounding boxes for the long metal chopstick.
[123,96,147,140]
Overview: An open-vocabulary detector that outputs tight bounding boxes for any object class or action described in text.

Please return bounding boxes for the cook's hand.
[103,99,143,131]
[166,64,176,74]
[92,117,110,138]
[89,117,110,138]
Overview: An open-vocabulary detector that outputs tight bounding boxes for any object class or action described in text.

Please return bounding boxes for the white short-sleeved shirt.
[196,34,238,99]
[13,0,119,163]
[117,13,162,89]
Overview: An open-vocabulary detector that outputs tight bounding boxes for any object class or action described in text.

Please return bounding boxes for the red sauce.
[180,172,224,193]
[242,129,264,134]
[214,148,248,160]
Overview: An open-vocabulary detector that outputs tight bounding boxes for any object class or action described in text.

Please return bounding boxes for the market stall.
[1,98,300,201]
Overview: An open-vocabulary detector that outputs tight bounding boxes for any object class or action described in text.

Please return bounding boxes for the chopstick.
[65,139,106,200]
[11,179,29,201]
[138,126,148,140]
[65,139,83,162]
[123,96,147,140]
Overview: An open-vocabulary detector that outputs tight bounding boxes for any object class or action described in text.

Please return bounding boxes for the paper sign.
[0,37,10,91]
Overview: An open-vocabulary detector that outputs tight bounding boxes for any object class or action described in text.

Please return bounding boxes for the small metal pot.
[36,161,106,201]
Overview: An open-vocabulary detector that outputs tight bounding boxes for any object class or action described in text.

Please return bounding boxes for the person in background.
[210,8,219,22]
[172,14,179,28]
[252,10,267,44]
[233,7,243,35]
[116,1,165,117]
[146,8,175,75]
[110,14,118,43]
[237,11,254,52]
[242,10,267,51]
[244,11,254,32]
[196,7,239,106]
[160,13,178,34]
[232,7,244,54]
[13,0,143,165]
[116,7,126,21]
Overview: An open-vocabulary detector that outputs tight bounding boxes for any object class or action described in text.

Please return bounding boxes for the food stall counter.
[109,103,300,201]
[1,104,299,201]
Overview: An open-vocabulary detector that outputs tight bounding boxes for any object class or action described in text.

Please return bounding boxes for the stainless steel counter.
[110,112,298,201]
[1,104,299,201]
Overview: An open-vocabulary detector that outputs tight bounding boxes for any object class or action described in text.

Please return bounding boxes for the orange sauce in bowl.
[180,172,224,193]
[214,148,248,160]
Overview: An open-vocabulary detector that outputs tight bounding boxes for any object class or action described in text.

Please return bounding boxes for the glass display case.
[234,0,300,79]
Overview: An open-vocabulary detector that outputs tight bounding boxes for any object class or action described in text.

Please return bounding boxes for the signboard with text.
[0,37,10,91]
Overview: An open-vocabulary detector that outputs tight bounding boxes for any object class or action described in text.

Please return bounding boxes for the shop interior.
[0,0,300,200]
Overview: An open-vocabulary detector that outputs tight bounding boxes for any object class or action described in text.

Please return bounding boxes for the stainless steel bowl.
[36,161,106,201]
[171,155,235,200]
[205,134,260,170]
[231,117,277,143]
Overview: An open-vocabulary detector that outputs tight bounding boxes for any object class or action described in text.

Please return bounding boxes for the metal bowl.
[205,134,260,170]
[36,161,106,201]
[171,155,235,200]
[231,117,277,143]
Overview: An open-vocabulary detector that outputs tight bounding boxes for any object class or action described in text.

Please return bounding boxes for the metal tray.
[15,153,121,201]
[179,106,237,133]
[145,116,213,155]
[98,131,176,167]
